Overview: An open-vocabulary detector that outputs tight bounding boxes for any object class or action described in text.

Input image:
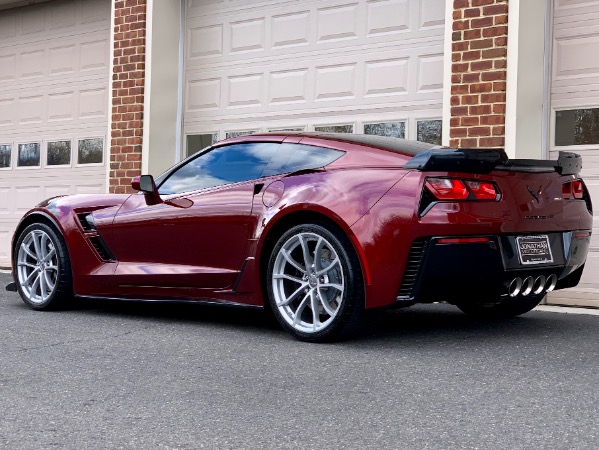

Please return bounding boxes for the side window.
[158,142,278,195]
[262,144,344,177]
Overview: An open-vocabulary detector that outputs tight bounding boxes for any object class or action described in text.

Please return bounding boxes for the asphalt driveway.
[1,272,598,449]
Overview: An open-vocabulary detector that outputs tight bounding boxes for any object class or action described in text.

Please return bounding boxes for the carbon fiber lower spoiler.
[403,149,582,176]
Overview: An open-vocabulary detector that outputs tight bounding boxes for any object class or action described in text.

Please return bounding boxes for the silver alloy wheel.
[17,229,59,305]
[272,231,345,333]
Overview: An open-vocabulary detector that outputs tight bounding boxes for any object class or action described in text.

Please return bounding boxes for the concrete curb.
[535,305,599,316]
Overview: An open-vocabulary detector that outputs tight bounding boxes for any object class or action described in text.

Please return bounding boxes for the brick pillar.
[450,0,509,149]
[109,0,147,194]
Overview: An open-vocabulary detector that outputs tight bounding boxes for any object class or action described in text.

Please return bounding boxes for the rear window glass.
[262,144,344,177]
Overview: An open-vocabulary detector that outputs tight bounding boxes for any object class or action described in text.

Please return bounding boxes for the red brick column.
[450,0,509,149]
[109,0,147,194]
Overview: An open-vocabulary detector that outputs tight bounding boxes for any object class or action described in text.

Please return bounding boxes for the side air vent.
[88,236,115,261]
[397,239,429,299]
[77,213,96,231]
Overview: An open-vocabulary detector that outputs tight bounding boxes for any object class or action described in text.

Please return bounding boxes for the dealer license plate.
[516,235,554,265]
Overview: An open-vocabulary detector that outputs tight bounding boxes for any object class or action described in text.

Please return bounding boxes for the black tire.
[266,223,364,342]
[456,294,545,320]
[13,222,73,311]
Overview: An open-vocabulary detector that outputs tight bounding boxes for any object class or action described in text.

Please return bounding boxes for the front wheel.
[266,223,364,342]
[14,222,73,310]
[455,294,545,320]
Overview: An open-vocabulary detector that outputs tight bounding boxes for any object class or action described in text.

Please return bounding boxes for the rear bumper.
[398,231,591,304]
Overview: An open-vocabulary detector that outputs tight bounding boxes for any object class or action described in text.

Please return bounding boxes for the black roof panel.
[262,132,442,156]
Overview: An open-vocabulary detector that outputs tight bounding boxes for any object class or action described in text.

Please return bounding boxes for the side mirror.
[130,174,162,205]
[139,175,156,193]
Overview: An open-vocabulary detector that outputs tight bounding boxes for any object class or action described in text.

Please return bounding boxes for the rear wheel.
[456,294,545,319]
[266,223,364,342]
[14,222,73,310]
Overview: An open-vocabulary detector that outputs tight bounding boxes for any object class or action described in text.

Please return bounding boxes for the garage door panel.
[0,98,15,127]
[0,0,110,268]
[554,32,599,83]
[271,10,310,48]
[0,230,10,264]
[0,187,11,214]
[0,54,16,82]
[269,69,309,104]
[184,0,444,172]
[185,1,444,68]
[48,91,75,122]
[185,43,444,116]
[549,0,599,305]
[0,82,108,131]
[0,33,109,80]
[80,39,109,72]
[73,184,105,195]
[419,0,445,29]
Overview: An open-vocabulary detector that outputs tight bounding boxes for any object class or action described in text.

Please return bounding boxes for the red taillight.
[425,178,468,200]
[572,180,583,199]
[563,180,584,200]
[464,180,498,200]
[425,177,499,201]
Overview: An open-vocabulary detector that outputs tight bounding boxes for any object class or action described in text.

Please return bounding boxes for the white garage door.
[183,0,446,156]
[0,0,110,267]
[548,0,599,307]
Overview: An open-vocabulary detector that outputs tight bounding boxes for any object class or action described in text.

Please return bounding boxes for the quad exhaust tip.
[532,275,546,295]
[508,274,558,297]
[508,277,523,297]
[521,276,534,296]
[545,274,558,292]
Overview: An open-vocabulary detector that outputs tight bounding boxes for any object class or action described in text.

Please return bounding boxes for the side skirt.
[74,294,264,309]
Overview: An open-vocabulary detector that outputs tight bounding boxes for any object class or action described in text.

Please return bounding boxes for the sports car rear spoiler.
[403,149,582,175]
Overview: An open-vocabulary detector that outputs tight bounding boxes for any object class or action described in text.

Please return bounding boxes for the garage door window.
[269,127,305,132]
[226,130,257,139]
[417,120,442,145]
[78,138,103,164]
[0,144,10,168]
[555,108,599,146]
[47,141,71,166]
[364,122,406,138]
[314,124,353,133]
[17,143,40,167]
[187,133,218,157]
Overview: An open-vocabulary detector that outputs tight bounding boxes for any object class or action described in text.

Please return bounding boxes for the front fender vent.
[397,238,429,299]
[88,235,115,261]
[77,213,96,231]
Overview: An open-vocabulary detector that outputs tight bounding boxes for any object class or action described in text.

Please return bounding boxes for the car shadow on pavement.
[62,297,594,346]
[3,281,594,346]
[352,303,598,348]
[71,296,283,331]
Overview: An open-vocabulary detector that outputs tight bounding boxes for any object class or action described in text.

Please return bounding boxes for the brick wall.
[109,0,147,194]
[450,0,509,148]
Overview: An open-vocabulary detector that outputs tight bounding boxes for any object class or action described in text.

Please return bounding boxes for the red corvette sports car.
[7,132,593,341]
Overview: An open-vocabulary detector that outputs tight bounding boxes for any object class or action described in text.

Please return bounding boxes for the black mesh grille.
[88,236,115,261]
[397,239,428,298]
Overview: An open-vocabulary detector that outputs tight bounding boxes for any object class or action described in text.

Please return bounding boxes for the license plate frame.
[516,235,554,265]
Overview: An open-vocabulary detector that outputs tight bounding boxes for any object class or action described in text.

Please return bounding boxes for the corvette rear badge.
[527,184,542,203]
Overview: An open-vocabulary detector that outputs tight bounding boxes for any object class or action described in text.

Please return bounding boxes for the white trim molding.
[441,0,453,147]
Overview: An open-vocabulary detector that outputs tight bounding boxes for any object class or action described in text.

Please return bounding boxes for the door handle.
[253,183,265,196]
